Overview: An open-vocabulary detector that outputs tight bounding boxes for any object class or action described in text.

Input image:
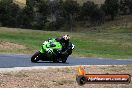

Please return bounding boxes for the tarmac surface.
[0,54,132,68]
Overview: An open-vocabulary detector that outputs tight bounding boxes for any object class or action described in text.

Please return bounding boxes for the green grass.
[0,27,132,59]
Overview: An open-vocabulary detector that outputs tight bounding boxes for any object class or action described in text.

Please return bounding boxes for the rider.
[48,34,72,58]
[55,34,71,53]
[55,34,73,61]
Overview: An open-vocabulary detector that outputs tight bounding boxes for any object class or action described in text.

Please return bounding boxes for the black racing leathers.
[55,38,72,57]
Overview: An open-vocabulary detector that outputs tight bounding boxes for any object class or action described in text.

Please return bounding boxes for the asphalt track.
[0,54,132,68]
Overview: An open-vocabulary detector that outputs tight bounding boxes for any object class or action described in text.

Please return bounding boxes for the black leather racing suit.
[55,38,72,57]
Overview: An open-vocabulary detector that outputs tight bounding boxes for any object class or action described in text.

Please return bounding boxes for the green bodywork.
[40,38,62,55]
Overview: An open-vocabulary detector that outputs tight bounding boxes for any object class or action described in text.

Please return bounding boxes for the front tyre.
[31,51,41,63]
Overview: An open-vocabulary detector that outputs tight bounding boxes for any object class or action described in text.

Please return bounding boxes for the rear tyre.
[62,56,68,63]
[31,51,41,63]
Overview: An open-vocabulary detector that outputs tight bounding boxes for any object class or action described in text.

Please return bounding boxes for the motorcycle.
[31,38,75,63]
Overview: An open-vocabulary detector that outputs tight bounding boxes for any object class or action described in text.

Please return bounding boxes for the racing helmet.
[63,34,70,41]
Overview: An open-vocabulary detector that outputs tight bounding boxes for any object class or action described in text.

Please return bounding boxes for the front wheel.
[31,51,41,63]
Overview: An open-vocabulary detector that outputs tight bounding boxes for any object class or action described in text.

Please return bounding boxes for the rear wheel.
[31,51,41,63]
[62,56,68,63]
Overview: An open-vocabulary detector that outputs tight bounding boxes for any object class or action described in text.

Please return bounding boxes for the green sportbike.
[31,38,75,63]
